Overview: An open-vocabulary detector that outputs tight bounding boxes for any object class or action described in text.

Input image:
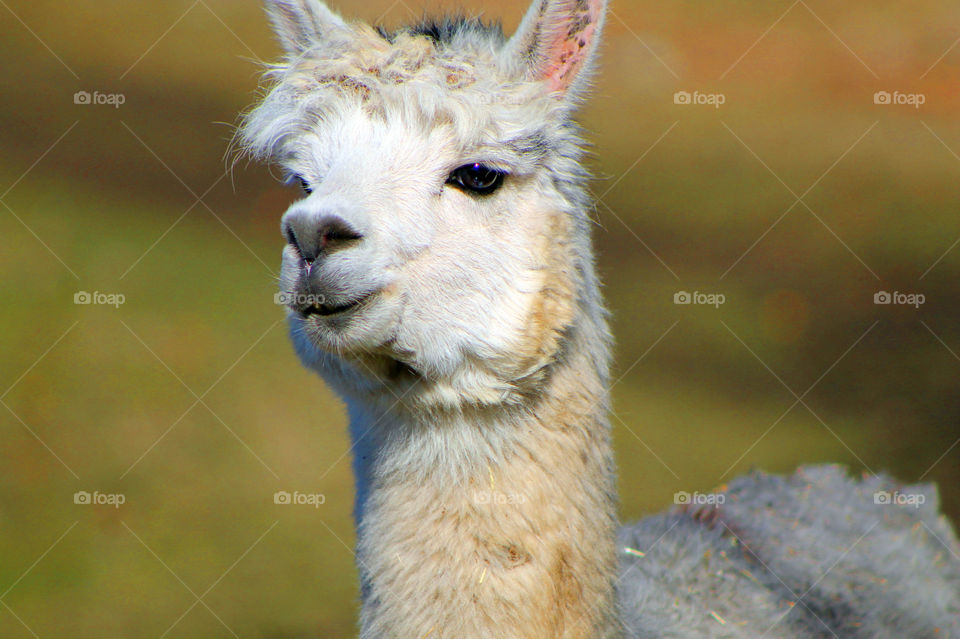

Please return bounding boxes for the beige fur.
[355,332,620,639]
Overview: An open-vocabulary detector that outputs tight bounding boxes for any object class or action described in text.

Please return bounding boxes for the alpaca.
[238,1,960,637]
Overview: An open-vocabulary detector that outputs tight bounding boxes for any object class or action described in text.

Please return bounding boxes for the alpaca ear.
[507,0,607,97]
[265,0,348,56]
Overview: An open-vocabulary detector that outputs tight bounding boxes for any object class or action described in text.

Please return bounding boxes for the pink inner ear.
[541,2,601,93]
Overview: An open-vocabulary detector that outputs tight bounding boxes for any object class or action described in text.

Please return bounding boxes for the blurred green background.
[1,0,958,636]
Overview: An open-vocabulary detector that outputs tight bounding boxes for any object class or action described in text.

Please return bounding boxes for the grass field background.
[1,1,959,636]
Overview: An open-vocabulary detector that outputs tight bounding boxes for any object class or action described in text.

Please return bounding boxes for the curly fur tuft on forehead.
[238,16,565,168]
[235,0,612,172]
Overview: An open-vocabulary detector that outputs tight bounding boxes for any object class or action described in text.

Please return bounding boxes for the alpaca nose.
[282,211,364,264]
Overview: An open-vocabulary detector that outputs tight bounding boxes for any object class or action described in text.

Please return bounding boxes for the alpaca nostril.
[283,213,364,264]
[316,215,364,248]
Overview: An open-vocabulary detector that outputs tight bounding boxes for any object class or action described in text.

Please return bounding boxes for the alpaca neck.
[346,326,622,639]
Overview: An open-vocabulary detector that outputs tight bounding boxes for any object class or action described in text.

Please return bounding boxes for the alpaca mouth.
[298,291,376,318]
[302,300,358,317]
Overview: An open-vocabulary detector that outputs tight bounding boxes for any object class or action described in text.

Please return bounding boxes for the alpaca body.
[618,466,960,638]
[239,1,960,637]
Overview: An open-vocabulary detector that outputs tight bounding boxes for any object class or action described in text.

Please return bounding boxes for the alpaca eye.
[447,163,505,195]
[297,176,312,195]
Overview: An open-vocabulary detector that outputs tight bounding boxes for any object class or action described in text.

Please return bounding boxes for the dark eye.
[297,176,312,195]
[447,163,506,196]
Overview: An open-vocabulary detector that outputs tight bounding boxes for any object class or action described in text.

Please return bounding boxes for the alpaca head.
[240,0,608,410]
